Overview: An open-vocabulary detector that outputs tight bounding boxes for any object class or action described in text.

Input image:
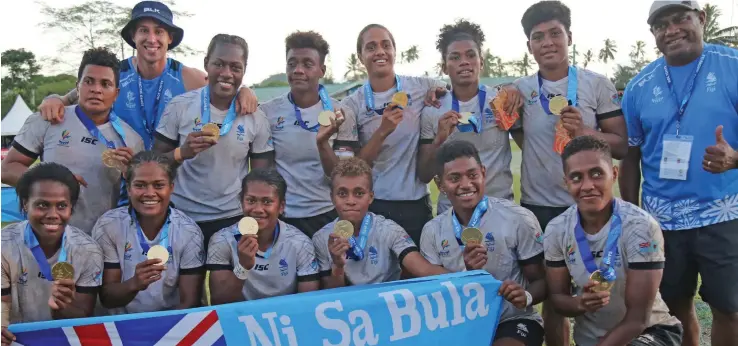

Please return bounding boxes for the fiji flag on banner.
[10,310,225,346]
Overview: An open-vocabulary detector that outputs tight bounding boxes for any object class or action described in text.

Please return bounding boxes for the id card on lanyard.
[659,54,705,181]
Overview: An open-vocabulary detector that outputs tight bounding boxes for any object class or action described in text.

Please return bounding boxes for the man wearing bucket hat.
[620,1,738,345]
[37,0,258,149]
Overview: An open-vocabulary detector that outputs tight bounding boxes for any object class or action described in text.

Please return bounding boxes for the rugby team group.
[1,0,737,345]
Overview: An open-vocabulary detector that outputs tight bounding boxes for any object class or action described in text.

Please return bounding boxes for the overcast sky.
[1,0,736,85]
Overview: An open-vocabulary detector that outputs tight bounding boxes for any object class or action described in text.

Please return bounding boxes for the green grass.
[2,141,712,344]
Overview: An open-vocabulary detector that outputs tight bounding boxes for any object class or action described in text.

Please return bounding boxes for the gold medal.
[146,245,169,265]
[548,96,568,115]
[101,149,123,171]
[589,270,614,292]
[333,220,354,240]
[458,112,473,125]
[391,92,409,108]
[51,262,75,280]
[201,123,221,141]
[237,217,259,236]
[461,227,484,246]
[317,111,336,127]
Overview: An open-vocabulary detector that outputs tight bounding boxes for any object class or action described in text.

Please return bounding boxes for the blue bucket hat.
[120,1,184,50]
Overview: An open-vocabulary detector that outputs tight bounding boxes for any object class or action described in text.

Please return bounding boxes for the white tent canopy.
[1,95,33,136]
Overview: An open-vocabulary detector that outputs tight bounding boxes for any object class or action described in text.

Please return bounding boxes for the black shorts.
[628,324,683,346]
[280,209,338,238]
[521,203,570,231]
[369,196,432,246]
[494,319,544,346]
[197,215,241,253]
[660,218,738,313]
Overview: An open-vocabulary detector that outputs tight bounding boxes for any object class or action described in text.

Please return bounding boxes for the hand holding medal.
[462,227,487,270]
[236,217,259,271]
[316,109,345,144]
[578,279,611,313]
[48,263,76,311]
[179,131,217,160]
[131,251,167,291]
[101,147,135,172]
[329,220,353,268]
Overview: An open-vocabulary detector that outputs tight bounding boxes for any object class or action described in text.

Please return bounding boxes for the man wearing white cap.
[620,2,738,345]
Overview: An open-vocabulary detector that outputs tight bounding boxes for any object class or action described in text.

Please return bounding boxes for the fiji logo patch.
[279,258,289,276]
[527,90,539,105]
[236,124,245,141]
[273,116,285,132]
[639,240,659,254]
[369,246,379,265]
[18,267,28,285]
[484,233,495,252]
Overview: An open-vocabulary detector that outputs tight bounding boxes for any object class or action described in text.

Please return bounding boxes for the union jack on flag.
[11,310,225,346]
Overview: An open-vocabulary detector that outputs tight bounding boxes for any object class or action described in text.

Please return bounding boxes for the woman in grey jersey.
[313,157,447,288]
[544,136,681,346]
[420,141,546,346]
[207,169,320,304]
[317,24,447,245]
[2,163,103,345]
[92,151,204,314]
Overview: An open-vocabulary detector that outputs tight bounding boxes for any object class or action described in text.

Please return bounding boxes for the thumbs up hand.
[703,125,737,173]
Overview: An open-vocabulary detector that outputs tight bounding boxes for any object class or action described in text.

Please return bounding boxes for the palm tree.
[569,44,579,66]
[434,62,444,77]
[583,49,594,68]
[481,49,495,77]
[491,57,506,77]
[344,53,367,82]
[401,45,420,64]
[514,52,533,76]
[599,39,617,65]
[629,40,649,70]
[703,3,738,47]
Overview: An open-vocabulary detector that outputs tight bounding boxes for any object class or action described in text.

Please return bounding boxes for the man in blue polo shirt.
[620,2,738,345]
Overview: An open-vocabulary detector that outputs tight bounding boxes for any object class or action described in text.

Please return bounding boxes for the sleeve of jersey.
[419,108,438,144]
[206,233,234,271]
[543,222,566,267]
[515,208,545,264]
[419,222,442,266]
[621,88,644,147]
[594,77,623,120]
[76,243,103,292]
[11,113,49,159]
[622,216,665,270]
[250,109,275,156]
[154,100,182,145]
[2,253,11,296]
[178,222,205,274]
[295,237,320,281]
[312,232,333,275]
[385,221,419,262]
[335,104,359,149]
[90,218,120,268]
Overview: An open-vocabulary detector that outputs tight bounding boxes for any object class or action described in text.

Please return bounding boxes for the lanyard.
[289,85,334,132]
[201,86,238,136]
[451,196,489,246]
[574,200,623,282]
[136,58,169,146]
[131,208,172,256]
[24,223,67,282]
[364,75,403,115]
[74,106,127,149]
[451,85,487,133]
[232,223,280,259]
[663,53,705,136]
[538,66,578,115]
[345,213,374,261]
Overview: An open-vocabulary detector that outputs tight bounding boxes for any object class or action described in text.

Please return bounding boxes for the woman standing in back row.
[318,24,447,245]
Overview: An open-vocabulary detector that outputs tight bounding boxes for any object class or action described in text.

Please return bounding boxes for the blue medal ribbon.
[663,53,705,136]
[136,58,169,149]
[288,85,334,133]
[75,106,129,206]
[24,223,68,282]
[451,196,488,246]
[575,200,623,282]
[232,223,280,260]
[451,85,486,134]
[132,207,172,258]
[201,86,238,136]
[538,66,578,115]
[364,75,403,115]
[344,213,374,261]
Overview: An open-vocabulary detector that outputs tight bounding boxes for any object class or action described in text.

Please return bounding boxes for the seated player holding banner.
[2,163,104,344]
[544,136,682,346]
[91,151,204,314]
[312,157,447,289]
[420,140,546,346]
[206,169,320,304]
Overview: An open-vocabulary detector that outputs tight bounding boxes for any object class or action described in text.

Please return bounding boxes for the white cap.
[648,1,701,25]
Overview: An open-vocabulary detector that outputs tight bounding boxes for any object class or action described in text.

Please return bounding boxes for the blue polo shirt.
[622,43,738,231]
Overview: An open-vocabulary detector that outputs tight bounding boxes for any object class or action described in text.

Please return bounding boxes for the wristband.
[525,291,533,307]
[233,263,248,280]
[174,147,183,163]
